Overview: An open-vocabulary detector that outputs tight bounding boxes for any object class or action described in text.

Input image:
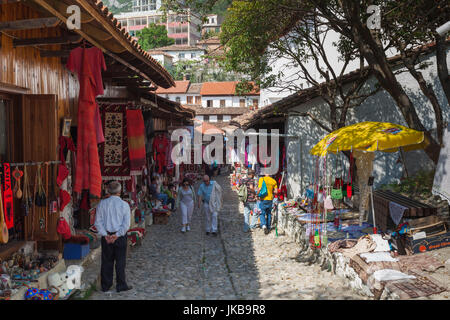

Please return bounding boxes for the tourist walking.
[257,174,278,235]
[238,170,258,232]
[176,178,196,233]
[197,175,222,236]
[95,181,132,292]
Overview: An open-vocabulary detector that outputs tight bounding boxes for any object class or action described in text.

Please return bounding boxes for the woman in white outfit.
[176,178,196,233]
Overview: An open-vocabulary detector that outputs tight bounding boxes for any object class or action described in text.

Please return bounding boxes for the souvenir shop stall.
[79,102,151,247]
[276,122,449,299]
[229,131,288,202]
[0,0,189,300]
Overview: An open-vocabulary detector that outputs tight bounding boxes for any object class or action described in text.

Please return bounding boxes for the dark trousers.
[101,235,128,291]
[168,197,175,210]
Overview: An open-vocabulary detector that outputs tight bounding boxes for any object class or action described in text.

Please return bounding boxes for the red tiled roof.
[156,80,190,94]
[148,50,174,58]
[200,81,260,96]
[153,45,205,52]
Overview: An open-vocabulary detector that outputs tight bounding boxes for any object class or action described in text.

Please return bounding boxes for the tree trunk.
[435,35,450,107]
[400,48,445,146]
[348,19,441,164]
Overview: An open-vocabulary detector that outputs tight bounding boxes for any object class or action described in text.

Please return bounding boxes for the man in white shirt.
[95,181,132,293]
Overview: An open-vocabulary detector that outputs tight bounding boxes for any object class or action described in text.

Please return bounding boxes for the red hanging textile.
[2,163,14,229]
[73,48,102,197]
[126,109,146,171]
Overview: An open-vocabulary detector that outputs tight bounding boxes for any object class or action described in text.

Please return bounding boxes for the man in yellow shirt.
[257,174,278,235]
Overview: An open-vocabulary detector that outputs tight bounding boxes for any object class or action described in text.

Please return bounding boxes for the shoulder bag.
[258,178,268,199]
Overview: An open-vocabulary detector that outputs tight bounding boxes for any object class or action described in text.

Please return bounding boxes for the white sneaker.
[186,225,191,231]
[181,226,186,233]
[262,225,267,229]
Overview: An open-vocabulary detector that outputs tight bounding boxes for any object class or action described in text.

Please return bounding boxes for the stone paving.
[89,175,367,300]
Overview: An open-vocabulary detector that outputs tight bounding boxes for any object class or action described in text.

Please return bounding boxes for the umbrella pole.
[369,181,377,234]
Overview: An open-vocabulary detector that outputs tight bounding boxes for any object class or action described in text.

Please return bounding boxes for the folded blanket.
[340,236,377,258]
[360,252,398,263]
[373,269,416,282]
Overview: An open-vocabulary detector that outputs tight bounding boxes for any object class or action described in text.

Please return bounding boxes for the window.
[133,0,157,12]
[186,96,193,104]
[195,96,202,105]
[175,38,188,45]
[239,99,245,108]
[253,99,259,109]
[191,53,196,58]
[215,27,220,33]
[223,115,231,122]
[209,115,217,122]
[207,100,213,108]
[204,115,209,121]
[217,115,223,121]
[175,97,181,103]
[220,100,225,107]
[179,53,185,59]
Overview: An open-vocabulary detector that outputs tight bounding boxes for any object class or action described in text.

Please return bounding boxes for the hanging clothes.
[72,48,102,197]
[67,46,107,144]
[152,133,169,174]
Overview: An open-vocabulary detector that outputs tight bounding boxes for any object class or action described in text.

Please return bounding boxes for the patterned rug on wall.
[98,104,131,180]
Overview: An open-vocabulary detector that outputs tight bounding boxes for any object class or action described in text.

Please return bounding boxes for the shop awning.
[22,0,175,88]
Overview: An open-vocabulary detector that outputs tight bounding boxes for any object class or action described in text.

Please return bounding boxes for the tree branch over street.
[220,0,449,164]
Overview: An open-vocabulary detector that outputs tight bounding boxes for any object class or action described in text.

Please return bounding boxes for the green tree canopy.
[136,23,175,51]
[218,0,449,164]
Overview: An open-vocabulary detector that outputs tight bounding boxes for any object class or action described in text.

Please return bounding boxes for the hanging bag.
[238,183,248,203]
[306,164,315,200]
[346,152,353,198]
[324,160,334,210]
[331,153,343,200]
[258,178,268,199]
[324,187,334,210]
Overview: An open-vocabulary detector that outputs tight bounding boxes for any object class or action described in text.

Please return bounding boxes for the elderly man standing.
[197,174,222,236]
[95,181,132,293]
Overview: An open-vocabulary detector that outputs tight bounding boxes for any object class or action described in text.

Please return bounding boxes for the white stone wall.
[260,26,399,108]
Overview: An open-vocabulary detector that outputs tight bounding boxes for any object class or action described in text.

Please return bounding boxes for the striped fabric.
[126,110,146,171]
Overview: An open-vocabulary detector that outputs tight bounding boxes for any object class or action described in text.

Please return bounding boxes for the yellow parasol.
[310,121,427,157]
[310,121,428,232]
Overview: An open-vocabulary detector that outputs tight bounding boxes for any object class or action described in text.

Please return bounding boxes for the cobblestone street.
[90,176,367,300]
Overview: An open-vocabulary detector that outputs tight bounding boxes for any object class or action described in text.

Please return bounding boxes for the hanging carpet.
[98,104,131,180]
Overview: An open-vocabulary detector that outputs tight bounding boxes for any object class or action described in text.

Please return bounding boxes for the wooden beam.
[13,34,82,47]
[0,0,25,3]
[102,71,137,78]
[0,17,60,31]
[39,50,71,57]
